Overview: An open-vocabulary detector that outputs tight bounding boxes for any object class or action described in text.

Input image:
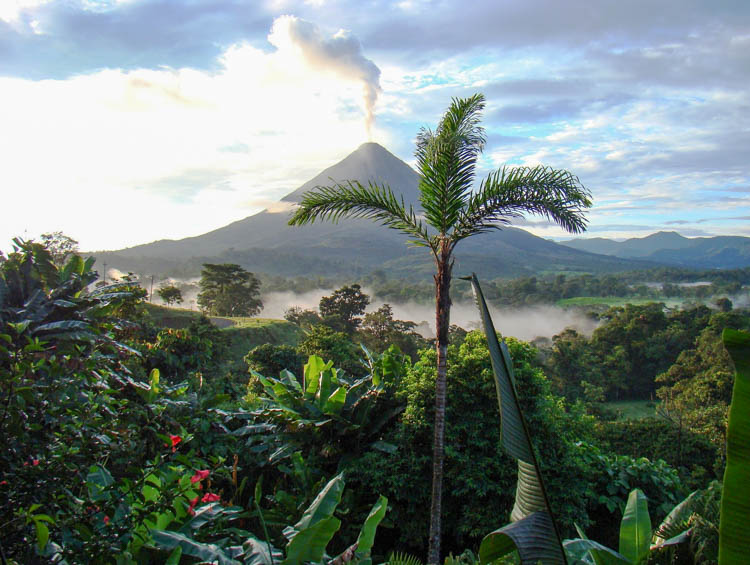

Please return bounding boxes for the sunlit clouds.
[1,15,379,250]
[1,1,749,250]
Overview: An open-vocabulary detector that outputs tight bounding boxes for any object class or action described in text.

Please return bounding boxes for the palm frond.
[451,165,592,242]
[415,93,486,234]
[386,551,424,565]
[288,179,436,252]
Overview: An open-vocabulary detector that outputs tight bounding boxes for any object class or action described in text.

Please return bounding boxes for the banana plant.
[236,351,404,467]
[150,472,388,565]
[464,274,566,565]
[564,486,712,565]
[719,328,750,564]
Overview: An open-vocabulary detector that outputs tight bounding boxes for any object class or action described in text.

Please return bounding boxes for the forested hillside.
[2,238,745,563]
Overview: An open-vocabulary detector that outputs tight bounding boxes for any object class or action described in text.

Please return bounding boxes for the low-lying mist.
[128,273,598,340]
[262,287,599,341]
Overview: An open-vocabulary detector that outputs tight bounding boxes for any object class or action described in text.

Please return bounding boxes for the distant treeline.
[259,266,750,308]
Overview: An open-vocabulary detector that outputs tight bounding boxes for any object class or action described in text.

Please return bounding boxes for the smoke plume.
[269,15,381,138]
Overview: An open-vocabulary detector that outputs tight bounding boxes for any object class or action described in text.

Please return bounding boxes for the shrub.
[346,331,598,555]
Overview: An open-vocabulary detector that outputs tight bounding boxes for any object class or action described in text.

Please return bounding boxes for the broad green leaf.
[465,274,532,463]
[150,368,160,394]
[35,320,90,333]
[142,474,162,503]
[178,502,241,533]
[283,516,341,565]
[479,512,565,565]
[34,520,49,551]
[304,355,332,396]
[288,472,344,535]
[371,440,398,454]
[242,535,282,565]
[652,490,698,544]
[150,530,240,565]
[317,368,333,409]
[254,476,263,506]
[165,546,182,565]
[356,495,388,554]
[280,369,302,393]
[468,274,565,564]
[323,386,347,414]
[619,489,651,564]
[563,538,630,565]
[720,328,750,564]
[510,460,547,522]
[232,423,276,435]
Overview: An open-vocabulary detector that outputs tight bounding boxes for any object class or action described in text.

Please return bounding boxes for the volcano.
[94,143,650,280]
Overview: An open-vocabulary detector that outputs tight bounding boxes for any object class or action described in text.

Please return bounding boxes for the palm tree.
[288,93,592,563]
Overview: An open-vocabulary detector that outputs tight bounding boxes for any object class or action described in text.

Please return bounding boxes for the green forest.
[3,234,747,564]
[3,95,750,565]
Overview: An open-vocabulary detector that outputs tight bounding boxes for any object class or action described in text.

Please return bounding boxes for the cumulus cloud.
[268,15,381,138]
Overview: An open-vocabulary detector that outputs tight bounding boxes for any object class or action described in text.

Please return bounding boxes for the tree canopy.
[319,283,370,334]
[197,263,262,317]
[157,284,183,306]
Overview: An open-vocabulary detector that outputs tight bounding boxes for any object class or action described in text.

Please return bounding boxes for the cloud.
[0,0,271,79]
[268,15,381,137]
[0,15,378,250]
[241,199,298,213]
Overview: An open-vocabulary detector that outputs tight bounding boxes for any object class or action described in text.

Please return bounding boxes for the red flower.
[32,459,39,466]
[201,492,220,503]
[103,516,110,526]
[167,434,182,452]
[0,480,7,486]
[187,496,199,516]
[190,469,210,483]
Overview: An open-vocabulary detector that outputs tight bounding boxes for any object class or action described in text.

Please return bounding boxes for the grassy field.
[223,319,304,365]
[556,296,684,308]
[142,303,304,368]
[604,400,658,421]
[143,303,203,328]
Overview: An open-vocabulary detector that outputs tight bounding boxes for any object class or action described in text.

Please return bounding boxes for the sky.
[1,0,749,252]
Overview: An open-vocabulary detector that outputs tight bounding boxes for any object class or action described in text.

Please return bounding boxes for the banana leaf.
[652,490,699,547]
[283,472,344,540]
[150,530,239,565]
[563,538,630,565]
[282,516,341,565]
[466,274,565,564]
[619,489,651,564]
[480,512,565,565]
[356,495,388,554]
[719,328,750,564]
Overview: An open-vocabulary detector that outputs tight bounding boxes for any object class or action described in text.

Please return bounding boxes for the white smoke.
[268,15,381,139]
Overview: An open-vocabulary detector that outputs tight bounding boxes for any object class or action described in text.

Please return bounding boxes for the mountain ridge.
[91,143,658,280]
[562,231,750,269]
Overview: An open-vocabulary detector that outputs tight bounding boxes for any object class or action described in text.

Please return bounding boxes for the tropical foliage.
[289,92,591,563]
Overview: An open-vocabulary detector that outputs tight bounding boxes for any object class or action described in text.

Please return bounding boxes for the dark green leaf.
[719,328,750,564]
[479,512,565,565]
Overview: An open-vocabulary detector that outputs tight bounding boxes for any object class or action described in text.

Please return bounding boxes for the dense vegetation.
[3,234,743,564]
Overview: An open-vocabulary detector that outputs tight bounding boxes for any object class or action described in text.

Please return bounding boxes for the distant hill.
[562,231,750,269]
[92,143,653,281]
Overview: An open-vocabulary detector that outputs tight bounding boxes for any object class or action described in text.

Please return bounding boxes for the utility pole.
[150,275,154,302]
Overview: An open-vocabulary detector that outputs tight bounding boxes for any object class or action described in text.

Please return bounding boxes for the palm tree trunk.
[427,242,452,564]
